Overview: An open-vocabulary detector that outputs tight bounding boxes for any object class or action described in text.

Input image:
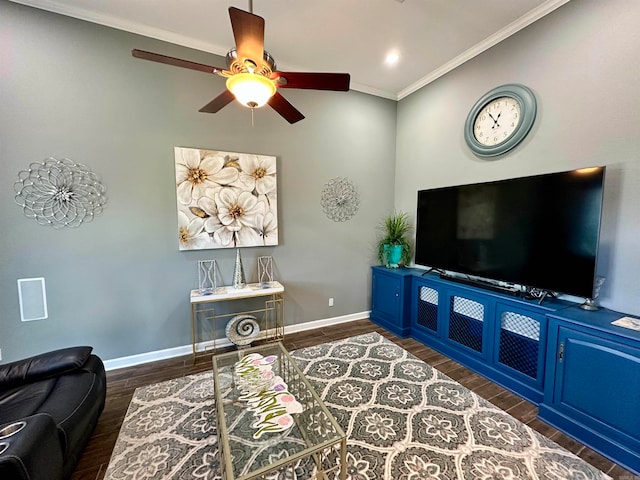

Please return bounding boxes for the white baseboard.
[283,311,370,334]
[103,344,193,371]
[103,311,370,371]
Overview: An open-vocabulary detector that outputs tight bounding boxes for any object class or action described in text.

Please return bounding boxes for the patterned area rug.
[104,332,610,479]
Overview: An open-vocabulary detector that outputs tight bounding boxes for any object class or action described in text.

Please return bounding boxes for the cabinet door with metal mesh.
[447,295,486,353]
[416,285,439,333]
[497,310,542,380]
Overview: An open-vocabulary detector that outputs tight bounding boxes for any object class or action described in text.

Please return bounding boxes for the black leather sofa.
[0,346,106,480]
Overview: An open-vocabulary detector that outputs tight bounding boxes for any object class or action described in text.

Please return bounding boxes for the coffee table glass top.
[212,342,346,479]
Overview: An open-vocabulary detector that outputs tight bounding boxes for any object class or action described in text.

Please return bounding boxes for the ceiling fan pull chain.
[251,107,255,127]
[248,0,253,14]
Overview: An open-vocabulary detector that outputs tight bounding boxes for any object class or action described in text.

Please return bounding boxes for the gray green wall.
[2,0,639,365]
[0,2,397,363]
[396,0,640,315]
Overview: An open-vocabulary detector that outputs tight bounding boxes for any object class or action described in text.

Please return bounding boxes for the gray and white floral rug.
[104,332,610,479]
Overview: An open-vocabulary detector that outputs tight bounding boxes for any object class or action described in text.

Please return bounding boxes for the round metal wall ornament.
[320,177,360,222]
[14,157,107,228]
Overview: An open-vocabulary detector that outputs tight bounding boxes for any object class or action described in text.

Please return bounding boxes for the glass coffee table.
[212,342,346,480]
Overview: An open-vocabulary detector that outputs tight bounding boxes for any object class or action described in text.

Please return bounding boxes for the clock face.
[473,96,521,147]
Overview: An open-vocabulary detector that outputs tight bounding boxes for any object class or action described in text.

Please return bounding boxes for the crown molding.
[10,0,570,102]
[349,82,397,101]
[397,0,571,100]
[9,0,230,56]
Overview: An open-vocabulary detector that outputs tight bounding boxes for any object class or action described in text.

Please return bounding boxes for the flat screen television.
[415,167,605,298]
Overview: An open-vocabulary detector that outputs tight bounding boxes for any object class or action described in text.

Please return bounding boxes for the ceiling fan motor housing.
[225,48,276,75]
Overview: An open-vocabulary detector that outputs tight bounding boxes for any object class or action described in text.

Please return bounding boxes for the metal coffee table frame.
[212,342,346,480]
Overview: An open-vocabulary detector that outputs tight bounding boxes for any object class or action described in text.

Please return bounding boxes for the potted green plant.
[376,211,413,268]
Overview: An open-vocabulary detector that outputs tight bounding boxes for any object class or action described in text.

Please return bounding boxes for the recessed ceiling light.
[385,52,400,66]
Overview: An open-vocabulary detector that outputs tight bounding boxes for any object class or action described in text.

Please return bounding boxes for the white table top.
[190,281,284,303]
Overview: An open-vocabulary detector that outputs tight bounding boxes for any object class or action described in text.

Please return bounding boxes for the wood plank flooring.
[70,319,635,479]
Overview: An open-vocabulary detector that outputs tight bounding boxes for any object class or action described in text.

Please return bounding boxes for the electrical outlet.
[329,298,334,307]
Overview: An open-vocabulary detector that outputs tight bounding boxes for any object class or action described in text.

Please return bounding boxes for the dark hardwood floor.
[71,319,634,479]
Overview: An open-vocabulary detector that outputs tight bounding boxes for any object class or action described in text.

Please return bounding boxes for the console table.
[190,281,284,361]
[370,266,640,474]
[371,266,573,404]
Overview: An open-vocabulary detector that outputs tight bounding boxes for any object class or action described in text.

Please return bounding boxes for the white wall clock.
[464,84,537,158]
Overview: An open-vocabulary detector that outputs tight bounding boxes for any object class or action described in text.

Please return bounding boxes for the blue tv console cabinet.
[370,266,640,474]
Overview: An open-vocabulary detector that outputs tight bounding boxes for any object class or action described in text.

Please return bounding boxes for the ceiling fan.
[132,4,350,124]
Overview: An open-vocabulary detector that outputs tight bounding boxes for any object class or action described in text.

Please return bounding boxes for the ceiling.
[10,0,570,100]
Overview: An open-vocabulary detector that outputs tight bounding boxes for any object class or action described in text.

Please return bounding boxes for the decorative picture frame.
[175,147,278,250]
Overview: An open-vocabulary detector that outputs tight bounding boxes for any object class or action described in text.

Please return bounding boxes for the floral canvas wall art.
[175,147,278,250]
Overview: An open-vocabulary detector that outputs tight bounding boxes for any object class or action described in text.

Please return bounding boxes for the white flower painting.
[174,147,278,250]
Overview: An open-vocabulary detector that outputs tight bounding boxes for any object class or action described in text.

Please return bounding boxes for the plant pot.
[383,244,403,268]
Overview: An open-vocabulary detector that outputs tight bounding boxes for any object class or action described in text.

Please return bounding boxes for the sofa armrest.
[0,414,64,480]
[0,347,93,390]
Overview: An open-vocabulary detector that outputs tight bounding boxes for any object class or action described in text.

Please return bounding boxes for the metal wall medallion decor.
[175,147,278,251]
[14,157,107,228]
[320,177,360,222]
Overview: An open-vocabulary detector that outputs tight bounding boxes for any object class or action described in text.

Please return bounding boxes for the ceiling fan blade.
[268,92,305,124]
[275,72,351,91]
[132,49,223,74]
[199,90,236,113]
[228,7,265,68]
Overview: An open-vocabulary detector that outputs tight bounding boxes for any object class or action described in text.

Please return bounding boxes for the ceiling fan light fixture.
[226,73,276,108]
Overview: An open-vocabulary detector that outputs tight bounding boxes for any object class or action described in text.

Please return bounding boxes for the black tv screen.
[415,167,605,298]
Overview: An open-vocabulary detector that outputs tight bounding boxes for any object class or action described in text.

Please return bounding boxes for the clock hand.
[494,112,502,128]
[488,112,501,129]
